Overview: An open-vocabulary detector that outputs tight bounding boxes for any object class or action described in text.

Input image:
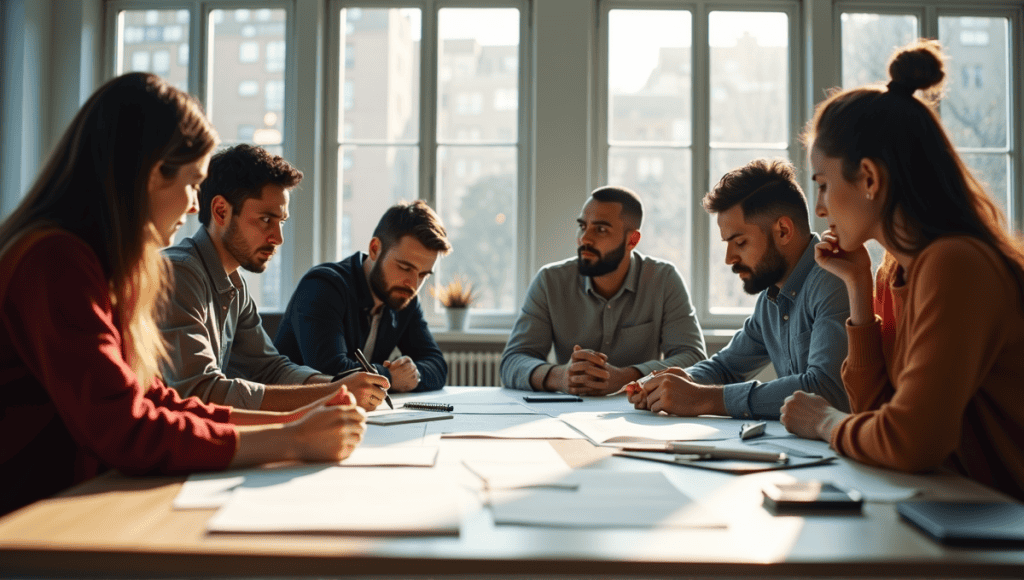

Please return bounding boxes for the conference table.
[1,386,1022,578]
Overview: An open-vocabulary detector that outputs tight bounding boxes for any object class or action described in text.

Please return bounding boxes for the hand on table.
[780,390,849,441]
[383,356,420,393]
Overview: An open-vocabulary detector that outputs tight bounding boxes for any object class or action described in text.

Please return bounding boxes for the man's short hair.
[590,186,643,231]
[198,144,303,226]
[703,158,809,234]
[373,200,452,256]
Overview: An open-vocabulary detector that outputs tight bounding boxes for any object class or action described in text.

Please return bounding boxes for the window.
[111,2,290,310]
[115,9,190,92]
[239,41,259,63]
[602,3,796,325]
[130,50,151,71]
[152,50,170,73]
[840,7,1014,221]
[265,80,285,112]
[266,41,285,72]
[238,80,259,97]
[333,3,525,318]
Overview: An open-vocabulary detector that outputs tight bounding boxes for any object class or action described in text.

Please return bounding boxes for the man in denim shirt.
[628,159,850,418]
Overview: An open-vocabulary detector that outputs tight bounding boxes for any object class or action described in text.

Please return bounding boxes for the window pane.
[116,9,189,90]
[939,17,1009,149]
[338,145,419,257]
[709,11,788,144]
[436,146,517,311]
[608,147,692,282]
[608,10,691,145]
[340,8,420,141]
[209,8,286,147]
[438,8,519,143]
[841,13,918,88]
[963,153,1010,217]
[708,149,787,312]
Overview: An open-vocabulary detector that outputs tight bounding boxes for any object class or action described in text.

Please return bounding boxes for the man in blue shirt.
[627,158,851,418]
[275,201,451,392]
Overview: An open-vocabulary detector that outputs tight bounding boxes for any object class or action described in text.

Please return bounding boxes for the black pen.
[354,348,393,409]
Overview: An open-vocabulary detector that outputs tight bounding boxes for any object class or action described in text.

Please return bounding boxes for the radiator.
[444,351,503,387]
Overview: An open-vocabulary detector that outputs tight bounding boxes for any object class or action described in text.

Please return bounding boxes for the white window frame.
[105,0,304,304]
[325,0,532,329]
[835,1,1023,231]
[595,0,803,330]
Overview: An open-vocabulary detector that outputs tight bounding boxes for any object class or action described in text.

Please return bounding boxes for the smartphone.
[523,394,583,402]
[762,481,863,514]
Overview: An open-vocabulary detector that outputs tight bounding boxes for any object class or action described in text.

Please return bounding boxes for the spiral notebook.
[366,410,453,425]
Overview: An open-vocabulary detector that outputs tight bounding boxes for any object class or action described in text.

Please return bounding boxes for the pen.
[354,348,393,409]
[668,442,787,463]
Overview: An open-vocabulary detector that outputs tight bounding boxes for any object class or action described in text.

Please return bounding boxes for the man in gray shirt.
[161,144,389,412]
[627,158,850,419]
[501,186,706,396]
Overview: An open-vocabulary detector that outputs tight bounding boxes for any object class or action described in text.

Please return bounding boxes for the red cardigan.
[0,229,238,515]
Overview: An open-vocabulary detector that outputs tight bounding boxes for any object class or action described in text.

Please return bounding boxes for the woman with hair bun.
[0,73,366,515]
[780,40,1024,501]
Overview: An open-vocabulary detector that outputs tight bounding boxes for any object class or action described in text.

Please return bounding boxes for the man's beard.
[224,217,275,274]
[369,258,415,310]
[577,239,627,277]
[733,237,787,295]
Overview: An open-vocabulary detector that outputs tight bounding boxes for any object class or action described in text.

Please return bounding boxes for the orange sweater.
[834,237,1024,501]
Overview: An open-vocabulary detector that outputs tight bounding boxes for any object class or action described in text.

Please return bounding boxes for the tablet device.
[366,411,454,426]
[762,481,863,514]
[896,501,1024,547]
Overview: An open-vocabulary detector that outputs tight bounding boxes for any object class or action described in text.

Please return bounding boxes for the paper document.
[204,475,460,536]
[174,448,438,509]
[488,470,725,529]
[559,411,734,444]
[432,414,586,439]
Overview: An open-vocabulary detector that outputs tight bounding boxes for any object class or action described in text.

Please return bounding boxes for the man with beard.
[161,145,390,411]
[626,158,850,418]
[501,186,707,396]
[274,201,451,393]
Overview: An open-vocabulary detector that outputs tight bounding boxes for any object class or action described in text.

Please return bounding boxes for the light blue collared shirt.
[687,234,851,418]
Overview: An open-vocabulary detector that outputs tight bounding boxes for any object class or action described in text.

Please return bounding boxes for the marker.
[354,348,393,409]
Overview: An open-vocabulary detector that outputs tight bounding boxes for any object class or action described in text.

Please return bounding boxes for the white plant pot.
[446,307,469,331]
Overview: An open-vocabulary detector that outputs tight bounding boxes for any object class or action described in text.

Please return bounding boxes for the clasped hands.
[551,345,639,396]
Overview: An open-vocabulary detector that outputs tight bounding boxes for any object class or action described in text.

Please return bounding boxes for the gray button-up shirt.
[501,252,707,390]
[160,228,320,409]
[687,234,851,419]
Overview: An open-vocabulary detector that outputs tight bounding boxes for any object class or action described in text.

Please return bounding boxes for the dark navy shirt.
[274,252,446,392]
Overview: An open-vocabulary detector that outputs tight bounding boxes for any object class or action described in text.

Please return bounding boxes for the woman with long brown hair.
[0,73,365,515]
[781,40,1024,502]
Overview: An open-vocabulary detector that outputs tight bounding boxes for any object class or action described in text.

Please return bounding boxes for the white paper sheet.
[174,448,438,509]
[431,414,586,439]
[206,468,462,535]
[558,411,735,444]
[488,470,725,529]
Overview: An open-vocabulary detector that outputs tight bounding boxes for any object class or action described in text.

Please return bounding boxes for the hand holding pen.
[353,348,393,409]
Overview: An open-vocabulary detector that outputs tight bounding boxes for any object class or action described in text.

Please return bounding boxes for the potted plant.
[432,275,475,331]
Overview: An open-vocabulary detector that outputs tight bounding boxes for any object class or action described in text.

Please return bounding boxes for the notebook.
[896,500,1024,547]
